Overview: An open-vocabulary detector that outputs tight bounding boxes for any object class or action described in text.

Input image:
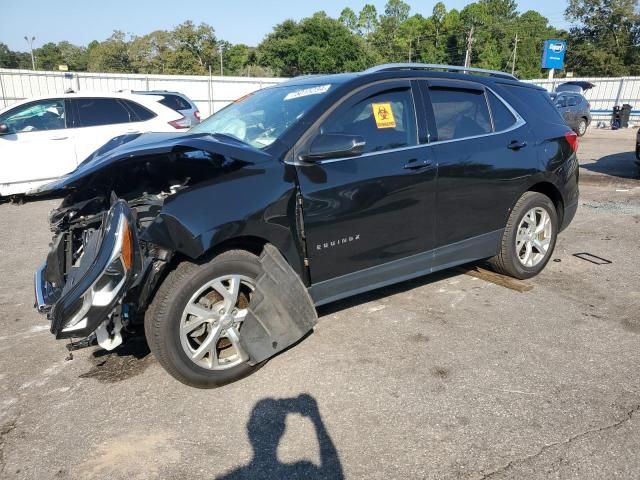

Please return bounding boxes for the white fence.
[0,68,287,118]
[1,68,639,124]
[527,76,640,124]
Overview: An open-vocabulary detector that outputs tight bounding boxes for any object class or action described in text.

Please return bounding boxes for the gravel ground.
[1,127,639,480]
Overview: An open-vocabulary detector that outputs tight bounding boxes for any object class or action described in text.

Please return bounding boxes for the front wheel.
[489,192,558,279]
[145,250,263,388]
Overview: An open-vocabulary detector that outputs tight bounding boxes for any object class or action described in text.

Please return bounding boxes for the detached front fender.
[140,162,306,278]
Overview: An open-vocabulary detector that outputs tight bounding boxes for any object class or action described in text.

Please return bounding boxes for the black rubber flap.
[239,244,317,365]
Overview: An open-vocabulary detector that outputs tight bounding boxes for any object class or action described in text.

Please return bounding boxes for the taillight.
[565,131,578,153]
[194,110,201,120]
[168,116,191,129]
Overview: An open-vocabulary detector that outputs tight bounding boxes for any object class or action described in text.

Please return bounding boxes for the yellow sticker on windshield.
[372,102,396,129]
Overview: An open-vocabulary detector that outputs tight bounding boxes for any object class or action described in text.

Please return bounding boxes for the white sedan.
[0,92,192,196]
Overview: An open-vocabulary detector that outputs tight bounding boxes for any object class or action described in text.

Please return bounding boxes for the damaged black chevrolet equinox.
[32,64,579,387]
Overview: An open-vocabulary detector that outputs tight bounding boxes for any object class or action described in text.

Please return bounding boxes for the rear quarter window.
[487,91,517,132]
[496,84,564,125]
[122,100,156,121]
[159,95,191,111]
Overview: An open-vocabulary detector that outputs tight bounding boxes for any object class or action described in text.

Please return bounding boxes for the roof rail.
[364,63,518,81]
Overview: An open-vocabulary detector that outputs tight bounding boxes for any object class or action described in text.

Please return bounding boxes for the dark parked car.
[551,91,592,136]
[32,63,579,388]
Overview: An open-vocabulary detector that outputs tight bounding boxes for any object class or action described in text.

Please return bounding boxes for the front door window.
[1,100,66,133]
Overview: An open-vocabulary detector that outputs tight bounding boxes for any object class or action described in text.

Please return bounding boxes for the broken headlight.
[49,200,140,338]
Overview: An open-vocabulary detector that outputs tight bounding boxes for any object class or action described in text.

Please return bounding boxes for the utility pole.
[409,35,426,63]
[24,36,36,70]
[511,32,518,75]
[219,46,224,76]
[464,26,474,68]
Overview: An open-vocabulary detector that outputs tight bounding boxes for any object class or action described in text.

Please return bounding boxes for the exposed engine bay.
[37,146,240,350]
[31,130,317,387]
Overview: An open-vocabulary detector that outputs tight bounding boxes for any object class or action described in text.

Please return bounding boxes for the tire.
[145,249,263,388]
[489,192,558,280]
[576,118,588,136]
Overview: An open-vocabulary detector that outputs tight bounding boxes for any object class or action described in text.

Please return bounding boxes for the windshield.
[190,83,332,148]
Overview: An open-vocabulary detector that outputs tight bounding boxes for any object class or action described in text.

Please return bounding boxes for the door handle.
[507,140,527,150]
[403,159,433,170]
[50,136,68,140]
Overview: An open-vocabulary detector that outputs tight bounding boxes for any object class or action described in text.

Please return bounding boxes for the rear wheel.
[145,250,262,388]
[489,192,558,279]
[576,118,588,136]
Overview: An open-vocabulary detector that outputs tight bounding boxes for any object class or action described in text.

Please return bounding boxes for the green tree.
[0,43,20,68]
[564,0,639,75]
[224,43,252,76]
[172,21,219,74]
[339,7,360,34]
[58,42,88,71]
[128,30,172,73]
[35,42,63,70]
[87,31,131,72]
[373,0,413,61]
[384,0,411,23]
[257,12,377,76]
[358,4,379,36]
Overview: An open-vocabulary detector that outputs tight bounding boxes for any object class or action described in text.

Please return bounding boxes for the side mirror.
[300,133,366,162]
[0,123,9,135]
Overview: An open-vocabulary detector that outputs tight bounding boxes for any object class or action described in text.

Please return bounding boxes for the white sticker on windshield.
[284,84,331,101]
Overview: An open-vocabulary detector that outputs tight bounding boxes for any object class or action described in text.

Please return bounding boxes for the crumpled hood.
[29,132,272,195]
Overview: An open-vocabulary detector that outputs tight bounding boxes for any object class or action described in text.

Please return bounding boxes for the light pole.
[219,45,224,76]
[24,36,36,70]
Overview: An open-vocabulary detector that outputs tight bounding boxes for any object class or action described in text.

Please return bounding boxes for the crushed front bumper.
[34,200,142,339]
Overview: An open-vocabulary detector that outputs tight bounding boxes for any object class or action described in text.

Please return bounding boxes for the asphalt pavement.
[1,127,639,479]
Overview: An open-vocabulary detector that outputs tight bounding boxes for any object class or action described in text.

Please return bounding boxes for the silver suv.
[550,92,592,136]
[131,90,201,126]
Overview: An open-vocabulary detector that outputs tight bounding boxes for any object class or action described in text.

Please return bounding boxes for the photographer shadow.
[216,394,344,480]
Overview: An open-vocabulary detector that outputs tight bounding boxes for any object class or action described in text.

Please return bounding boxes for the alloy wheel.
[515,207,553,268]
[179,274,254,370]
[578,120,587,136]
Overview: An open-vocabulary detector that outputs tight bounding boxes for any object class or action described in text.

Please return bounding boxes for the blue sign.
[541,40,566,69]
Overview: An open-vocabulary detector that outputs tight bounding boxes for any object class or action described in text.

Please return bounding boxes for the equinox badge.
[316,234,360,251]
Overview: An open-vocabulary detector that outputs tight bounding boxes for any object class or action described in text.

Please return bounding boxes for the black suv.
[32,64,579,388]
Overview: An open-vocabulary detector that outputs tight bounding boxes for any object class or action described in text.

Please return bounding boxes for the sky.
[1,0,572,51]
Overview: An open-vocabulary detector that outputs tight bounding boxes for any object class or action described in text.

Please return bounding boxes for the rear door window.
[159,94,191,111]
[487,91,517,132]
[74,98,132,127]
[429,87,491,141]
[319,87,417,153]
